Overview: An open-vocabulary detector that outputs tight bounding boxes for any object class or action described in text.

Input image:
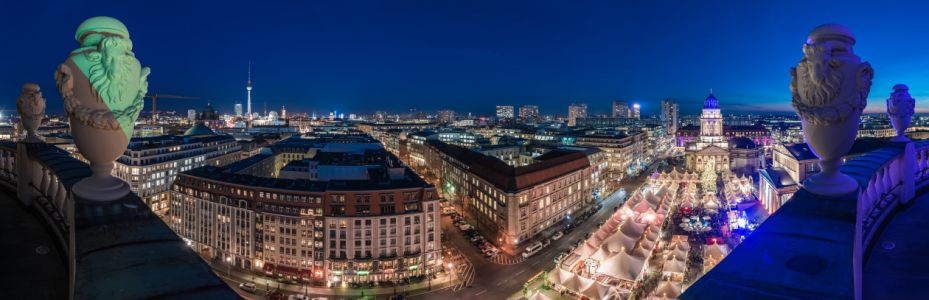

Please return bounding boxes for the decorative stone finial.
[55,16,150,201]
[887,84,915,142]
[790,24,873,196]
[16,83,46,143]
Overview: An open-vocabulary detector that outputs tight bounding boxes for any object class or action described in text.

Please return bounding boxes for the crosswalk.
[488,253,524,265]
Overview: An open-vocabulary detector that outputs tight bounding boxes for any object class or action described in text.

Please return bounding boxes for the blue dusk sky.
[1,0,928,117]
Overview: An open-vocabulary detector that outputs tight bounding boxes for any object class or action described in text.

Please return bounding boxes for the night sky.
[2,0,927,117]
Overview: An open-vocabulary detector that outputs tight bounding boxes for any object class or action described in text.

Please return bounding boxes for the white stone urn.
[15,83,46,143]
[790,24,873,196]
[54,17,150,201]
[887,84,915,142]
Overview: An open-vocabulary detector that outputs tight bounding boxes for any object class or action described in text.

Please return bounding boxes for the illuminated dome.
[728,137,756,149]
[268,110,279,120]
[203,105,215,113]
[704,94,719,109]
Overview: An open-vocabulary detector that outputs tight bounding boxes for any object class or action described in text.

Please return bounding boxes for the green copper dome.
[184,123,215,136]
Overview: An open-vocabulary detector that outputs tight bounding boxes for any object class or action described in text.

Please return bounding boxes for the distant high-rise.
[568,102,587,126]
[519,105,539,122]
[436,110,456,124]
[613,101,630,117]
[496,106,514,124]
[375,111,387,122]
[234,103,243,117]
[281,106,286,118]
[661,99,679,134]
[246,62,252,119]
[416,110,427,119]
[632,103,640,120]
[188,109,197,121]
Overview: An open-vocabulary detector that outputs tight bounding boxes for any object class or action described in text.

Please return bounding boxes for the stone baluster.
[47,174,59,201]
[54,182,67,209]
[920,151,929,177]
[874,169,885,198]
[38,168,50,196]
[866,177,879,208]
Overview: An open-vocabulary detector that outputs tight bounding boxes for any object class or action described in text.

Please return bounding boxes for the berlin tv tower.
[247,62,252,119]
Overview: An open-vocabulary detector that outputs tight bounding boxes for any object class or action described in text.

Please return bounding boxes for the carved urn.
[55,16,150,201]
[15,83,46,143]
[887,84,915,142]
[790,24,873,196]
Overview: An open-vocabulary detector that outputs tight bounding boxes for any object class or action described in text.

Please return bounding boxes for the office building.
[568,102,587,127]
[496,106,515,124]
[612,101,630,118]
[436,110,456,125]
[519,105,539,123]
[661,99,679,135]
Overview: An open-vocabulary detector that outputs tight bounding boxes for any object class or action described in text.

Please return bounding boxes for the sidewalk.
[203,255,460,298]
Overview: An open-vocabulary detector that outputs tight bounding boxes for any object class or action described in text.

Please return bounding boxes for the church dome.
[704,94,719,109]
[203,105,215,113]
[728,137,756,149]
[184,123,216,136]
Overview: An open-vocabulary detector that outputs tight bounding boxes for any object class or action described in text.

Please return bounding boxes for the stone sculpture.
[790,24,873,196]
[887,84,915,142]
[55,16,150,200]
[15,83,46,143]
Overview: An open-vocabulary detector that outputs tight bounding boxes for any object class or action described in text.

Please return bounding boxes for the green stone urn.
[55,16,150,201]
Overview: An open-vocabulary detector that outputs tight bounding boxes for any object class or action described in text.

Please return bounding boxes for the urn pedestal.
[800,115,860,196]
[891,115,912,142]
[68,115,130,201]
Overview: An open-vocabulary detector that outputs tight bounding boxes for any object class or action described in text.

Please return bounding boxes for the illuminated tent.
[630,244,651,258]
[662,258,685,274]
[576,242,598,256]
[586,234,605,248]
[596,251,645,281]
[619,219,645,237]
[670,240,689,251]
[595,226,612,240]
[704,243,729,259]
[645,190,661,207]
[581,280,614,300]
[603,230,637,254]
[590,246,615,261]
[644,229,659,242]
[632,198,654,213]
[654,281,682,300]
[669,246,687,260]
[528,290,553,300]
[561,272,594,293]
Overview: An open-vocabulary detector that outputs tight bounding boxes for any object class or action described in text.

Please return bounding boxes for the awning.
[277,265,299,276]
[263,263,276,273]
[300,269,312,279]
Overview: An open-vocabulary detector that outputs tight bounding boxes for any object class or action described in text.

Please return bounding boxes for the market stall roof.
[277,265,299,276]
[591,246,615,261]
[602,230,637,253]
[644,229,659,242]
[576,242,599,256]
[587,235,605,248]
[655,281,683,299]
[670,240,689,251]
[581,280,614,300]
[670,247,687,261]
[562,272,594,292]
[663,259,685,274]
[547,268,575,286]
[656,185,670,199]
[631,245,651,258]
[528,290,553,300]
[620,219,645,237]
[595,227,611,240]
[596,251,645,281]
[704,243,729,259]
[645,190,661,207]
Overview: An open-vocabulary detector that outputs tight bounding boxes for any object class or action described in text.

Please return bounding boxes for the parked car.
[597,222,605,228]
[584,232,594,239]
[554,253,569,264]
[266,289,286,300]
[563,227,574,234]
[552,231,564,240]
[470,235,483,242]
[459,224,472,231]
[542,238,551,248]
[482,246,498,253]
[572,239,584,248]
[239,282,257,293]
[484,250,499,257]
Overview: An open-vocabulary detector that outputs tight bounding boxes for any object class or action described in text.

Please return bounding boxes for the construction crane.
[144,94,200,124]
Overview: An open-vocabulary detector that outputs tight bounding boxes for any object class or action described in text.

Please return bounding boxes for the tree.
[701,162,718,194]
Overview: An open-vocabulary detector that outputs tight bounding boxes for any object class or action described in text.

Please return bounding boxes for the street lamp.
[448,263,453,287]
[226,257,232,277]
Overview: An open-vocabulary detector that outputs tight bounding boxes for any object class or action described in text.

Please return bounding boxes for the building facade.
[575,133,647,182]
[681,93,765,174]
[169,146,442,285]
[496,106,515,124]
[661,99,679,135]
[613,101,630,118]
[568,102,587,127]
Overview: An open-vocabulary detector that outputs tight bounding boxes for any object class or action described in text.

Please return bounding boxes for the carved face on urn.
[790,24,873,126]
[16,83,46,120]
[887,84,915,118]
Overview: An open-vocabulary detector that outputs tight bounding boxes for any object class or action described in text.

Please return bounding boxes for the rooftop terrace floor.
[0,188,68,299]
[863,190,929,299]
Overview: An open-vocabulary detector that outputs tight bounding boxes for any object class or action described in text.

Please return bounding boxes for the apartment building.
[574,132,647,181]
[424,141,605,251]
[169,146,441,285]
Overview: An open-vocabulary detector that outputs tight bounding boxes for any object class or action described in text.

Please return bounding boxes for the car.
[597,222,605,228]
[563,227,574,234]
[482,246,497,253]
[552,231,564,240]
[484,250,499,257]
[542,238,551,247]
[239,282,257,293]
[572,239,584,248]
[554,253,569,264]
[266,289,286,300]
[470,235,483,242]
[584,232,594,239]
